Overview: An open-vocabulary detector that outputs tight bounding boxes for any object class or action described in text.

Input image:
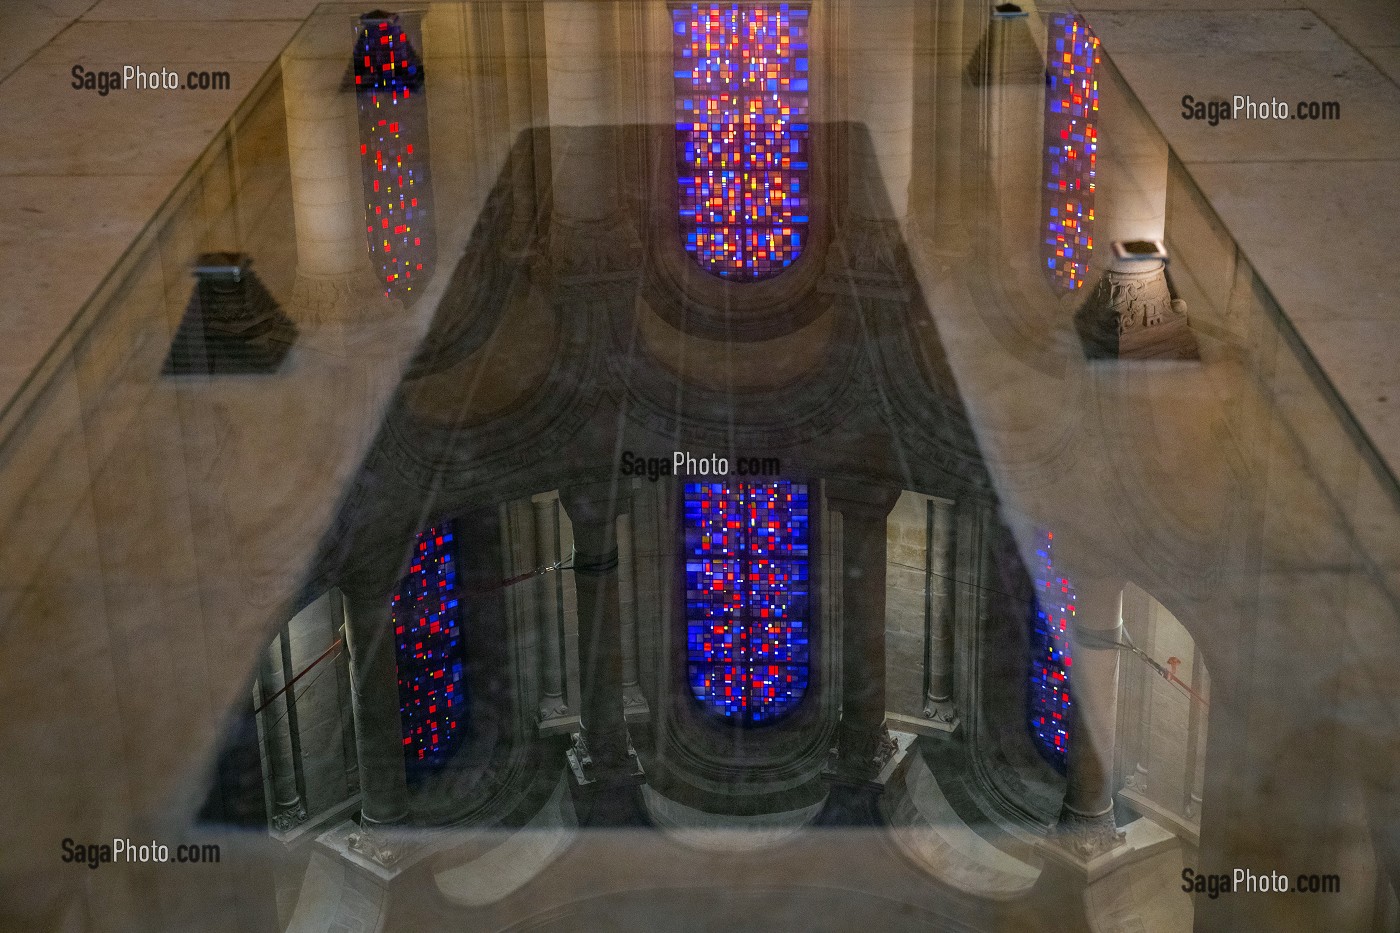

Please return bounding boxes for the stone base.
[269,795,360,848]
[822,729,917,789]
[1074,262,1200,361]
[318,818,444,884]
[887,709,960,737]
[1119,787,1201,847]
[537,706,580,738]
[623,685,651,725]
[565,731,646,788]
[1037,814,1177,883]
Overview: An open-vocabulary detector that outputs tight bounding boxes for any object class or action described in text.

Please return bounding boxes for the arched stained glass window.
[685,480,810,723]
[674,3,810,281]
[1029,529,1074,768]
[392,522,466,769]
[1041,14,1099,291]
[355,12,435,300]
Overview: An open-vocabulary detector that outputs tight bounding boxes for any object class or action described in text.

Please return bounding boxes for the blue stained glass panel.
[674,4,810,280]
[392,522,466,769]
[1028,529,1074,769]
[355,13,434,300]
[1040,14,1100,292]
[685,481,810,723]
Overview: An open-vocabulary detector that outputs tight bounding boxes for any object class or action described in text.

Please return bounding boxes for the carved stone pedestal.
[1074,262,1199,361]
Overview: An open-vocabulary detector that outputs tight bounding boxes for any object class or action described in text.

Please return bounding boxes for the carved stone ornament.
[1053,804,1126,860]
[1074,263,1199,360]
[922,695,958,725]
[270,802,309,833]
[291,270,398,326]
[346,820,403,868]
[548,213,642,283]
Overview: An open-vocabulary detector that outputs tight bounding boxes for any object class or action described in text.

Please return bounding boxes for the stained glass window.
[392,522,466,770]
[685,480,810,723]
[1029,529,1074,769]
[1041,14,1099,291]
[674,3,810,281]
[355,12,434,300]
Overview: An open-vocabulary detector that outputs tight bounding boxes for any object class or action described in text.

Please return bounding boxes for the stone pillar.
[617,511,648,717]
[502,2,539,255]
[829,483,901,781]
[281,43,386,325]
[559,485,640,782]
[1054,572,1126,859]
[1074,65,1197,359]
[257,632,307,831]
[848,0,914,223]
[342,590,410,826]
[532,493,568,721]
[923,499,957,724]
[931,0,968,253]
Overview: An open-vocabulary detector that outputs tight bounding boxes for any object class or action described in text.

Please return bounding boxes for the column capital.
[559,482,628,531]
[826,481,900,519]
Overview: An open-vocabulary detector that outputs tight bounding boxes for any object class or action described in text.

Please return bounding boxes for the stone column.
[829,483,901,780]
[1074,64,1197,359]
[923,499,957,724]
[559,485,638,781]
[617,511,648,716]
[257,632,307,831]
[281,43,385,325]
[544,0,630,271]
[848,0,914,223]
[342,589,410,826]
[503,2,540,255]
[931,0,968,253]
[532,493,568,721]
[1054,572,1126,859]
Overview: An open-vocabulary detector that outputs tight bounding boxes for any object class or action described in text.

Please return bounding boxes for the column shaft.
[923,499,956,720]
[932,0,967,250]
[532,493,567,714]
[560,487,629,766]
[343,591,410,825]
[830,484,900,779]
[1055,569,1126,858]
[257,636,305,825]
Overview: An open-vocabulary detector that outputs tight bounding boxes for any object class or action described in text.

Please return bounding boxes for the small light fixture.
[1110,239,1169,263]
[992,3,1028,18]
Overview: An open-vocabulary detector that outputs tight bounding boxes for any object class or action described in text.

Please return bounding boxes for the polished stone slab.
[1102,47,1400,164]
[1080,0,1301,9]
[1309,0,1400,50]
[0,58,270,177]
[1365,46,1400,85]
[82,0,321,21]
[29,18,302,65]
[0,7,86,85]
[1187,159,1400,472]
[1085,9,1340,54]
[0,174,176,413]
